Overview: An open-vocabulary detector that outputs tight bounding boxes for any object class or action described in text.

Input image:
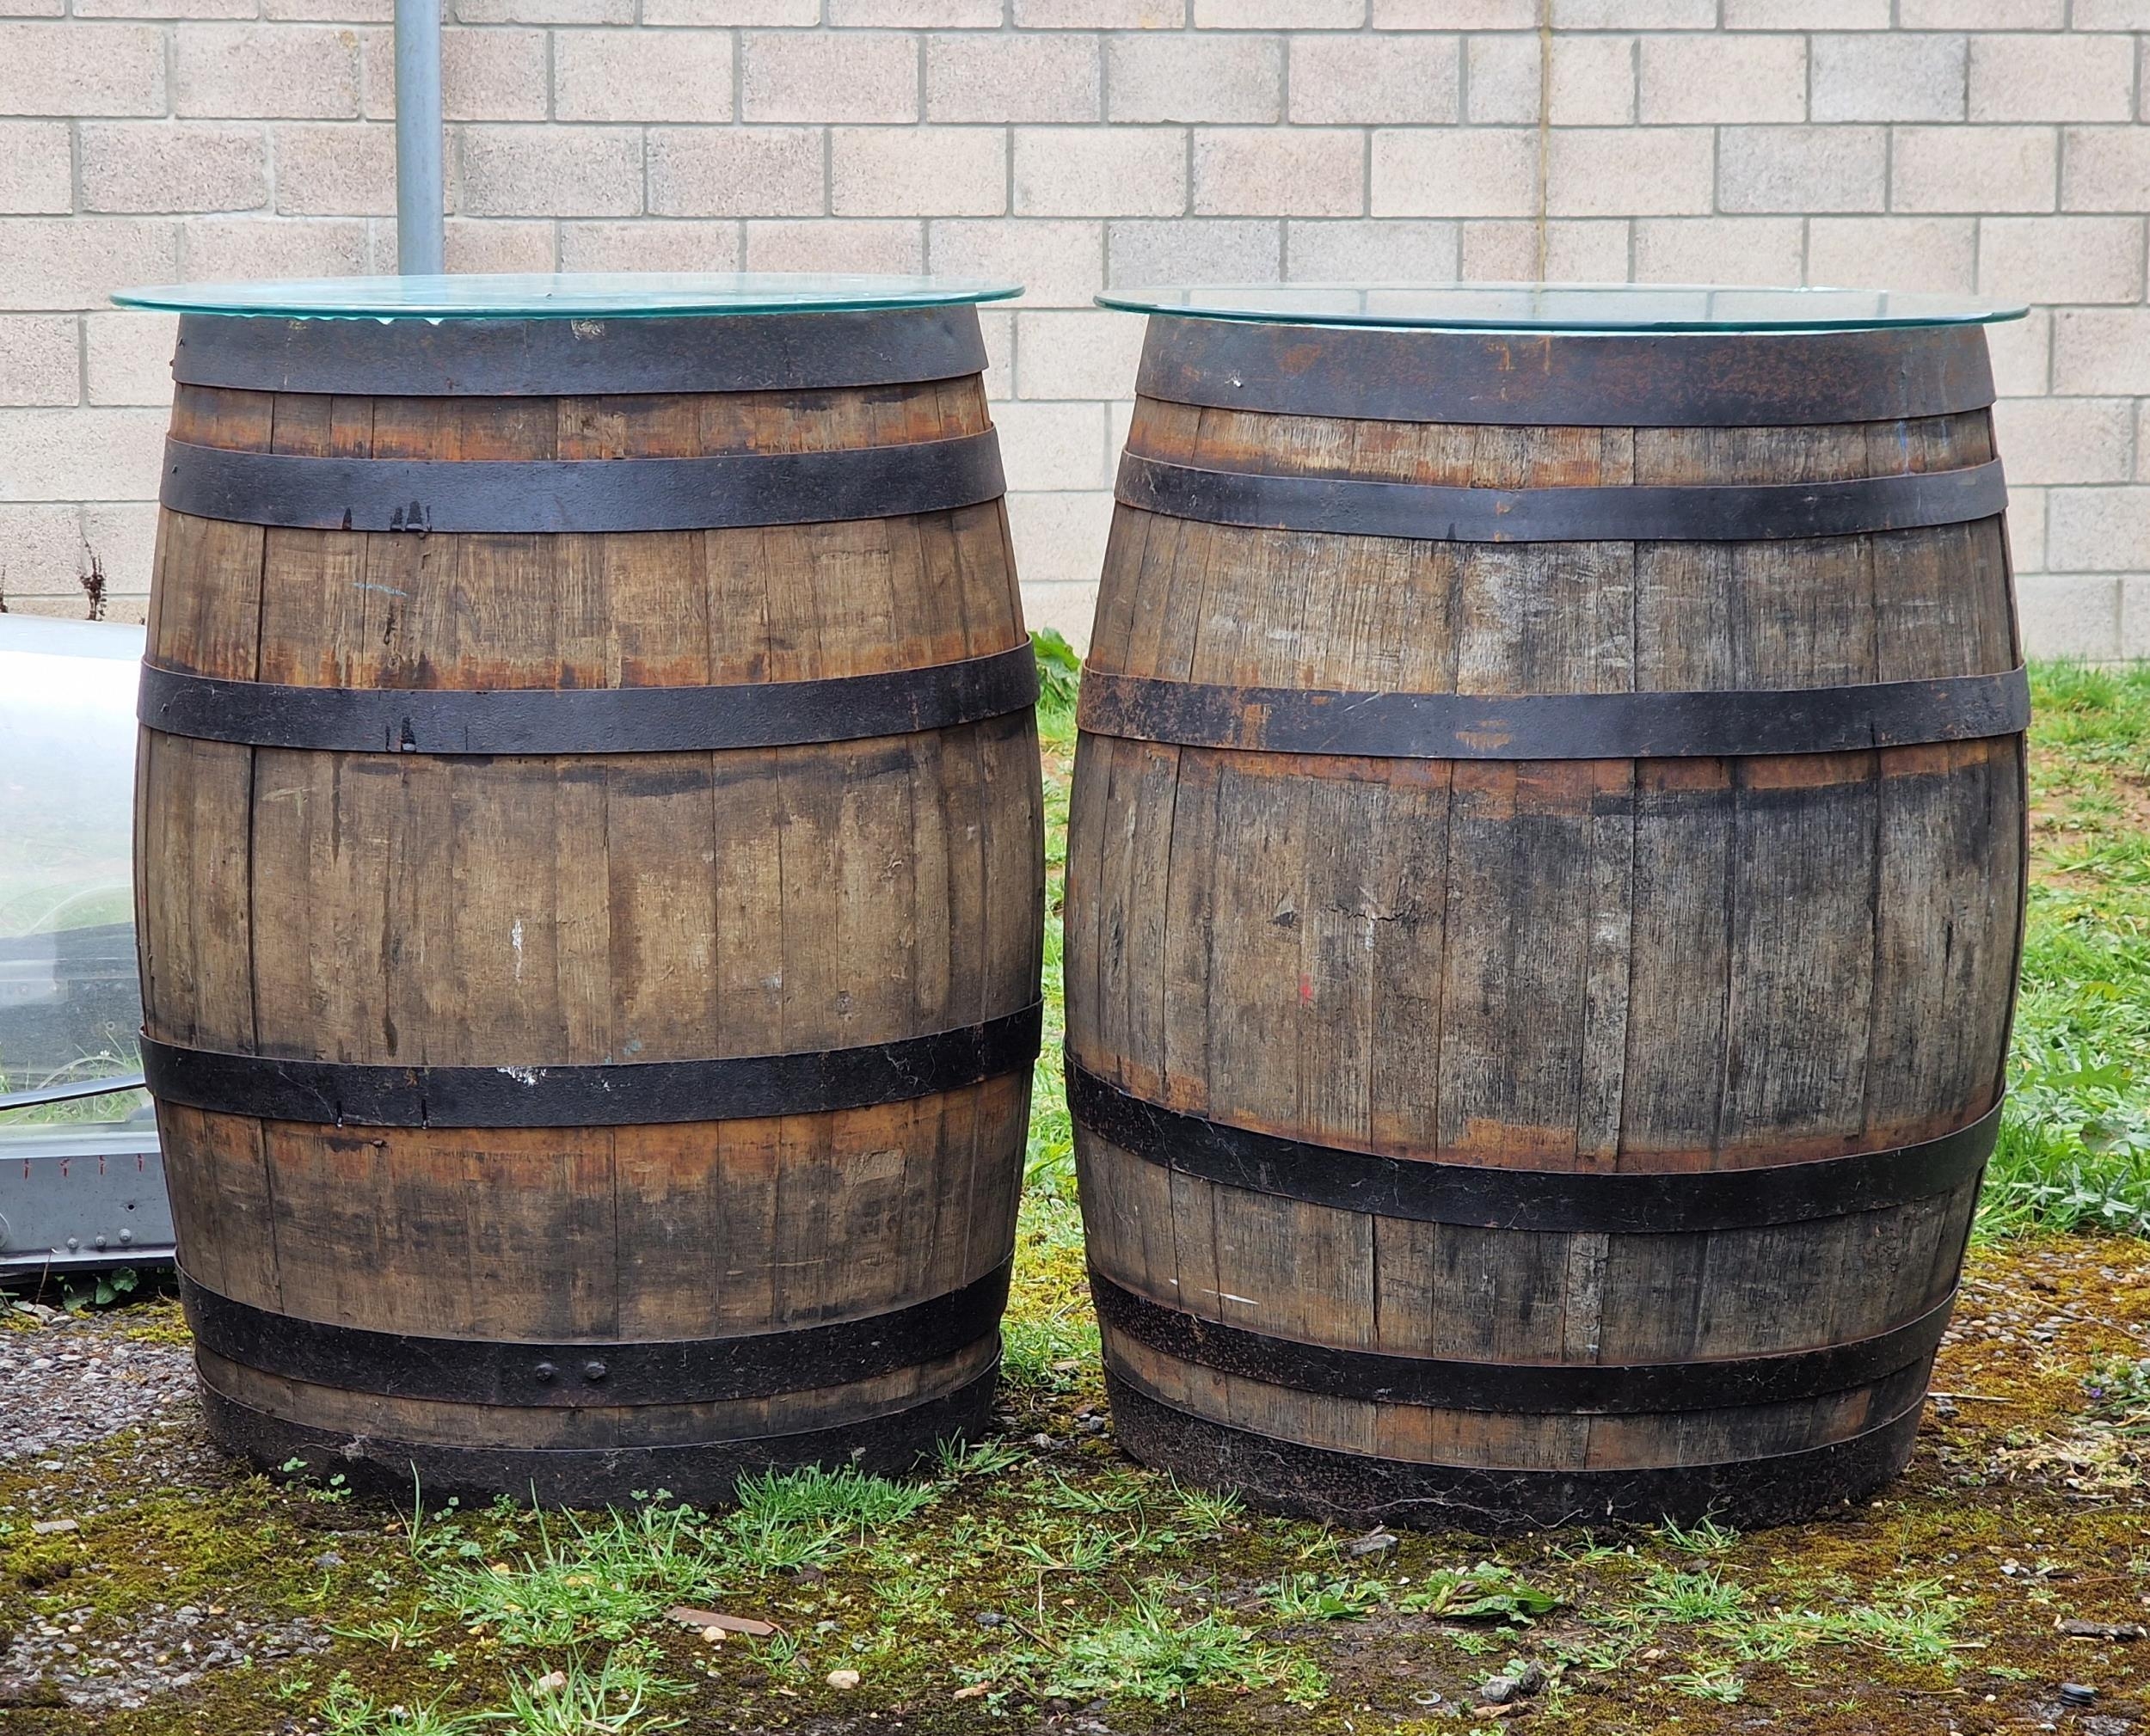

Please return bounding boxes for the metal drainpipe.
[395,0,445,276]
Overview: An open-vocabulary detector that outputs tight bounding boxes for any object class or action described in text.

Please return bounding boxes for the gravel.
[0,1305,194,1463]
[0,1601,326,1713]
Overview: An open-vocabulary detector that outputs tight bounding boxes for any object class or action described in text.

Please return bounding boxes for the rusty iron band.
[1116,451,2008,543]
[1069,1063,1997,1234]
[1133,316,1998,427]
[181,1262,1011,1408]
[1074,667,2029,761]
[138,643,1038,757]
[173,306,988,397]
[1090,1272,1954,1416]
[141,1003,1041,1129]
[159,430,1004,533]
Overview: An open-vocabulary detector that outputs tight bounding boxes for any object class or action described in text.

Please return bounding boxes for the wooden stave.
[1067,321,2024,1528]
[137,312,1044,1496]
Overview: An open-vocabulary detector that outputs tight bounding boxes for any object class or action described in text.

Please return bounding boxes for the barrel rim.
[1133,315,1999,427]
[169,304,992,397]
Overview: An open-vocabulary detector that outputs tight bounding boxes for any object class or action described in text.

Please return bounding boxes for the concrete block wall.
[2,3,2147,654]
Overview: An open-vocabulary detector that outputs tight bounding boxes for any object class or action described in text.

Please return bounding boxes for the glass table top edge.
[1095,282,2030,334]
[110,273,1025,320]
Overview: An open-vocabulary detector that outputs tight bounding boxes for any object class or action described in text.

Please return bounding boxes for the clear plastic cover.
[0,616,148,1126]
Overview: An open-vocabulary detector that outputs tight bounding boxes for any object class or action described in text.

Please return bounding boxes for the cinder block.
[744,32,918,124]
[460,126,642,218]
[1194,129,1363,217]
[453,0,630,24]
[832,126,1004,218]
[833,0,999,25]
[2015,574,2119,658]
[81,122,273,215]
[0,509,90,602]
[643,0,813,20]
[1371,127,1537,217]
[425,218,558,272]
[648,127,824,218]
[2049,487,2150,573]
[2061,126,2150,213]
[1373,0,1530,24]
[1980,216,2144,306]
[1285,218,1459,281]
[1104,34,1282,123]
[1993,396,2135,487]
[745,218,925,273]
[556,30,734,123]
[1106,218,1281,285]
[0,408,167,503]
[274,122,396,216]
[2007,484,2046,573]
[83,311,175,405]
[1012,307,1147,400]
[176,26,365,119]
[1013,0,1182,28]
[1548,129,1714,218]
[929,218,1103,307]
[560,219,744,271]
[2122,578,2150,659]
[926,35,1100,123]
[1014,128,1187,217]
[1459,218,1631,280]
[0,218,181,311]
[1809,32,1963,122]
[81,502,157,601]
[2077,0,2150,23]
[0,315,77,406]
[182,215,371,279]
[977,306,1011,397]
[1004,490,1114,586]
[78,0,252,20]
[992,400,1109,491]
[1551,0,1711,24]
[2055,310,2150,396]
[1719,125,1887,213]
[1639,34,1805,125]
[1903,0,2057,21]
[1807,217,1976,292]
[1197,0,1361,23]
[0,22,165,116]
[0,121,71,214]
[267,0,393,22]
[1633,218,1804,285]
[1471,32,1636,126]
[1969,34,2134,122]
[1987,307,2050,397]
[1892,126,2056,212]
[1726,0,1885,21]
[1291,34,1457,125]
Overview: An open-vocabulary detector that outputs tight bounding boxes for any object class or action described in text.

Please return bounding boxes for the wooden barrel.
[1067,310,2026,1531]
[134,299,1044,1506]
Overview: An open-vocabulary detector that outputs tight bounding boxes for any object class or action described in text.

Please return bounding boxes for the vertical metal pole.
[395,0,445,275]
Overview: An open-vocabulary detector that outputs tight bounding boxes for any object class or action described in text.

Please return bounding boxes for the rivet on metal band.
[1068,1063,1996,1234]
[1074,667,2030,761]
[1090,1271,1955,1416]
[141,1003,1043,1129]
[180,1261,1013,1408]
[159,430,1005,534]
[1116,451,2009,544]
[138,642,1040,757]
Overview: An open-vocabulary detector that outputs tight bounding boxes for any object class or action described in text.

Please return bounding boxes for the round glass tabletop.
[1096,282,2027,333]
[113,272,1024,321]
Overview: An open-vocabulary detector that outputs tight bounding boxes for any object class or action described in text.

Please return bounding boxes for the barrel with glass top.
[1066,283,2028,1530]
[121,273,1044,1505]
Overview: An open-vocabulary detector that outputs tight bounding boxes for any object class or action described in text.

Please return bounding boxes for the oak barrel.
[1067,304,2027,1530]
[132,291,1044,1505]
